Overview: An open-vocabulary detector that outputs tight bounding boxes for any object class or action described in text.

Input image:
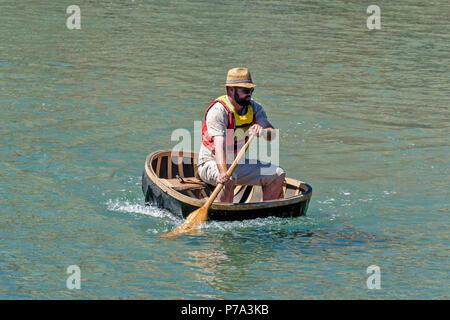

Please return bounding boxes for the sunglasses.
[239,88,254,94]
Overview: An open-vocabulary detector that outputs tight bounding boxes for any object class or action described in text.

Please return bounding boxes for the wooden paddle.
[161,134,255,238]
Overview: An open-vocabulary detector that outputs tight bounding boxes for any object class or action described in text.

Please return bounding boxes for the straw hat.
[224,67,256,88]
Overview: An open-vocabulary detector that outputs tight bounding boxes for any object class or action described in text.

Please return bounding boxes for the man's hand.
[249,123,265,137]
[249,124,275,140]
[218,172,233,185]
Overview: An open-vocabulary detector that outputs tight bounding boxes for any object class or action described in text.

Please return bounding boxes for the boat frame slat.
[294,180,302,196]
[282,182,287,198]
[155,157,162,177]
[177,151,184,178]
[193,154,199,178]
[167,154,172,179]
[233,184,244,196]
[186,190,196,198]
[244,185,255,203]
[199,189,207,199]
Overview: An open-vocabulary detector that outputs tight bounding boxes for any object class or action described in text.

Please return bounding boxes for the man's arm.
[204,103,233,184]
[250,101,276,141]
[213,136,232,184]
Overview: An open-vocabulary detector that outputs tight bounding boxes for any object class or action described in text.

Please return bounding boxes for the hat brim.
[224,82,256,88]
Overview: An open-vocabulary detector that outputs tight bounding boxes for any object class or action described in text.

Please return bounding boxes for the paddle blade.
[160,206,209,239]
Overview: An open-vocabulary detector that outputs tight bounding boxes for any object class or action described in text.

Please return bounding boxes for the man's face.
[233,87,254,106]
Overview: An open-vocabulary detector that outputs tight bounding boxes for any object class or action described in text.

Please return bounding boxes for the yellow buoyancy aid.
[204,95,254,153]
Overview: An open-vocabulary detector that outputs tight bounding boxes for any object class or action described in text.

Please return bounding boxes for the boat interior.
[149,151,307,203]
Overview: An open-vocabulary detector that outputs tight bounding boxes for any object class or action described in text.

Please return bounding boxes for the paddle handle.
[204,134,255,208]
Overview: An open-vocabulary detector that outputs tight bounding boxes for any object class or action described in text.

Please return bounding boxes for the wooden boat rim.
[144,150,312,211]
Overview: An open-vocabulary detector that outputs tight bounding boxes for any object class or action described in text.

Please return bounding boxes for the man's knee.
[275,166,285,177]
[260,165,285,186]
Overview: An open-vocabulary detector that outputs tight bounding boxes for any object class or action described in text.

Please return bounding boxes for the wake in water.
[106,198,187,234]
[106,197,318,237]
[106,198,174,219]
[106,174,397,238]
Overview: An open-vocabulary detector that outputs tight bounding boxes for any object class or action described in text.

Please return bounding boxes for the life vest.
[201,95,254,153]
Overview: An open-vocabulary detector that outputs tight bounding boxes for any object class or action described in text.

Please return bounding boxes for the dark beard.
[234,90,250,106]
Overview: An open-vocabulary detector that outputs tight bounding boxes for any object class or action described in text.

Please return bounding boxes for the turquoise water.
[1,0,449,299]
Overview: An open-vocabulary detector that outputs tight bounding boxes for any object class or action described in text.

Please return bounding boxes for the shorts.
[197,159,285,187]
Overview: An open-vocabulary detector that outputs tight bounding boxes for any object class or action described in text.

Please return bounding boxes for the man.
[197,67,285,203]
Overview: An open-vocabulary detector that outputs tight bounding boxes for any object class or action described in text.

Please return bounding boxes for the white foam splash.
[106,199,316,236]
[106,199,178,221]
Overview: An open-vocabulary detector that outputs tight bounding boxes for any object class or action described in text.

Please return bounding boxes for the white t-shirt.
[198,95,272,165]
